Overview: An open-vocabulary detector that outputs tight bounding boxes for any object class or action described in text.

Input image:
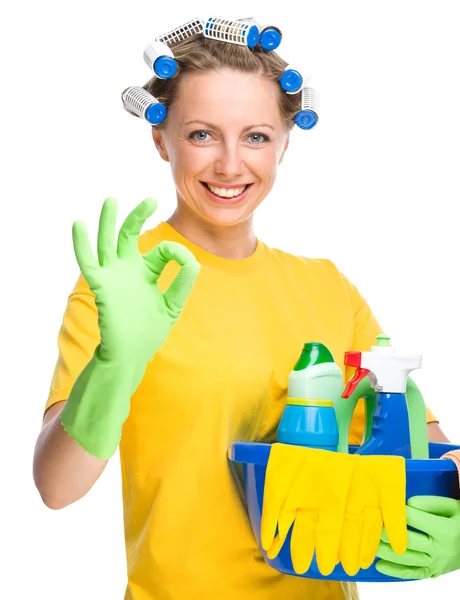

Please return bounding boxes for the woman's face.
[152,68,290,228]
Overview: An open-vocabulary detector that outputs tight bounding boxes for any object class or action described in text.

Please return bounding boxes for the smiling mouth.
[199,181,254,204]
[200,182,252,197]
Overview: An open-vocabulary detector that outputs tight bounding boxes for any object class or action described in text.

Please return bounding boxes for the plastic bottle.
[340,334,428,458]
[276,342,342,450]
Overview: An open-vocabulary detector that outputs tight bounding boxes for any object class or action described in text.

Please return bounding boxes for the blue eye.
[190,130,212,143]
[248,133,269,144]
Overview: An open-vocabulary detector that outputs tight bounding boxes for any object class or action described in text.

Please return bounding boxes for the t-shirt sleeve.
[336,267,438,444]
[44,273,100,416]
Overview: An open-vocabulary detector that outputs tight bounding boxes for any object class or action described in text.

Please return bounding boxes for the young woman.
[33,31,448,600]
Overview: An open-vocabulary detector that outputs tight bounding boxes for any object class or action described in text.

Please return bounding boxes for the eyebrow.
[184,120,275,132]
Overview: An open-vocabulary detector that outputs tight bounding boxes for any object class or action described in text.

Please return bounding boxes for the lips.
[201,181,251,192]
[200,181,253,205]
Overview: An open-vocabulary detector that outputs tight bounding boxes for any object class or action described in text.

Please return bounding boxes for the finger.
[375,559,430,580]
[314,460,357,576]
[377,537,432,568]
[381,524,432,555]
[261,444,305,551]
[405,503,445,538]
[376,540,432,568]
[266,534,285,560]
[97,197,118,267]
[315,505,347,576]
[339,514,363,577]
[266,505,297,559]
[290,509,316,574]
[72,220,98,287]
[117,197,158,258]
[360,509,383,570]
[267,449,317,557]
[379,462,408,554]
[163,257,201,316]
[143,240,196,278]
[408,495,460,518]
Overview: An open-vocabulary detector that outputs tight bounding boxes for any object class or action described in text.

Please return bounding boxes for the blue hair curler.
[259,26,282,50]
[237,18,282,51]
[143,41,178,80]
[294,87,319,130]
[122,86,167,125]
[280,67,303,93]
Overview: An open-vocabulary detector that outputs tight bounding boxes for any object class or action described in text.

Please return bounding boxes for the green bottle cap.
[376,334,391,347]
[293,342,335,371]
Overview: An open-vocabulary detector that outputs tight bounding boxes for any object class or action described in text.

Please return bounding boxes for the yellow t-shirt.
[45,221,437,600]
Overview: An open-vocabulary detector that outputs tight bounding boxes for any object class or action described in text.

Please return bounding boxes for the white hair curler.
[294,87,319,130]
[202,17,259,48]
[143,40,177,79]
[156,18,204,46]
[122,86,167,125]
[237,17,282,50]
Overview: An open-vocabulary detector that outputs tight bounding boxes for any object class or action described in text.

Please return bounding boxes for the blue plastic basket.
[228,441,460,582]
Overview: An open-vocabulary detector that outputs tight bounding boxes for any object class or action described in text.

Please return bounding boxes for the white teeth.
[206,183,247,198]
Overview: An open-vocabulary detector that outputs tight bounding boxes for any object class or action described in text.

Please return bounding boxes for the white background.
[2,0,459,598]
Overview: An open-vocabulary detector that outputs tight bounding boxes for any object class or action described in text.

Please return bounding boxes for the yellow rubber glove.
[338,454,408,576]
[261,443,357,575]
[261,444,408,577]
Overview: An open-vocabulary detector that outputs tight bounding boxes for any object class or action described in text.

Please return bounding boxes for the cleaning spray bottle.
[336,334,429,459]
[276,342,342,451]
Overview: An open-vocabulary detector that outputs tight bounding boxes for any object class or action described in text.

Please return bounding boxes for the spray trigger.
[342,367,370,398]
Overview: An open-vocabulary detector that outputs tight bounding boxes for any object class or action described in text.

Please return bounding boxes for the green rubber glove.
[375,495,460,579]
[60,197,201,459]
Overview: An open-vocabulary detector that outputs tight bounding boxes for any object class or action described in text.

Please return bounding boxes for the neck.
[165,202,257,260]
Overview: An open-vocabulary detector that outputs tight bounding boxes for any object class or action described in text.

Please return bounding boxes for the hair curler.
[202,17,259,48]
[121,86,167,125]
[237,17,282,50]
[156,17,204,46]
[279,66,303,94]
[143,41,178,79]
[294,87,319,130]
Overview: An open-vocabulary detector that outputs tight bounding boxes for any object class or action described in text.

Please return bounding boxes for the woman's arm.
[427,421,450,443]
[33,400,109,510]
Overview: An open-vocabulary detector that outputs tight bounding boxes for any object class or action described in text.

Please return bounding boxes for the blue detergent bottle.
[276,342,342,451]
[337,334,429,459]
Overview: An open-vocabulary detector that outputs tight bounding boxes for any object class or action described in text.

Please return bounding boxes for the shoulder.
[268,246,342,279]
[266,245,355,302]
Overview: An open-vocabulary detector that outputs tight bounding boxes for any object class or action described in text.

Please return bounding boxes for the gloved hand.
[261,444,407,577]
[338,454,407,576]
[60,197,200,459]
[376,495,460,579]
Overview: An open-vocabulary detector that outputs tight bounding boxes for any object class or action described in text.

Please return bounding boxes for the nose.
[214,140,245,179]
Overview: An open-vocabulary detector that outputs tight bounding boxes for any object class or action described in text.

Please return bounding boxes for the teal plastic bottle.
[276,342,342,451]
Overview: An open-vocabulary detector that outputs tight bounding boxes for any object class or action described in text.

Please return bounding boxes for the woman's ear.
[151,127,170,162]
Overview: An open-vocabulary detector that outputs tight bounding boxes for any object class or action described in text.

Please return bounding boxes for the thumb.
[408,495,460,518]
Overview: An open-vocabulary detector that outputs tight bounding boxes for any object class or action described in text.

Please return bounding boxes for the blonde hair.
[137,36,301,131]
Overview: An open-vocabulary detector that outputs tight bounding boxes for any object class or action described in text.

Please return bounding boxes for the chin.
[199,207,252,227]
